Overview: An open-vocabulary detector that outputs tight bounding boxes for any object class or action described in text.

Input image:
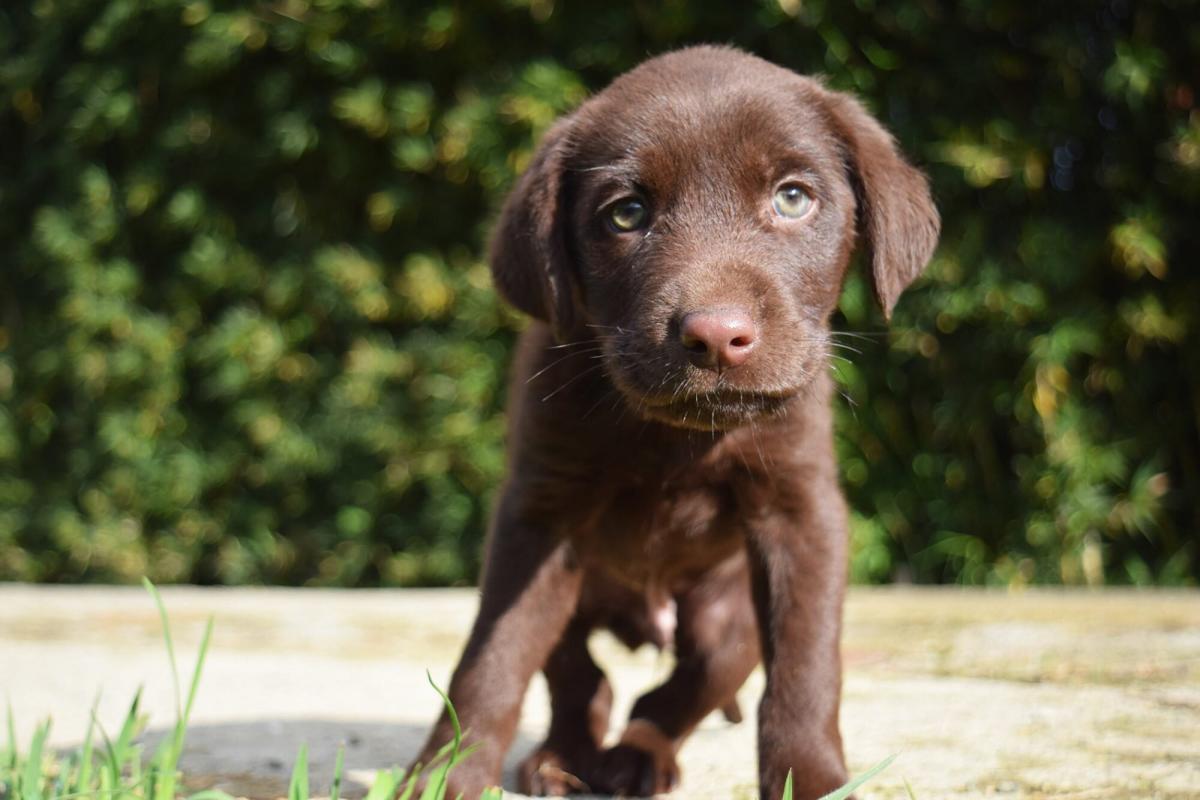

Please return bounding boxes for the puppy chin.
[638,393,795,431]
[603,353,818,431]
[608,369,801,432]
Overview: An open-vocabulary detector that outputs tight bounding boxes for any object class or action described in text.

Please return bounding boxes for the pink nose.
[679,309,759,370]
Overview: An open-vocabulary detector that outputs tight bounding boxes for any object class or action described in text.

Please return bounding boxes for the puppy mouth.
[638,389,795,430]
[599,341,816,431]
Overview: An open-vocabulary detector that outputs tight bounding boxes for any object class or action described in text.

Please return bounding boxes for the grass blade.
[180,617,214,731]
[22,719,50,800]
[417,761,448,800]
[113,688,144,768]
[154,616,215,800]
[365,767,402,800]
[426,672,463,757]
[329,744,344,800]
[143,578,215,800]
[6,703,17,772]
[818,754,897,800]
[420,672,463,800]
[781,768,793,800]
[74,697,98,795]
[288,744,309,800]
[394,769,419,800]
[417,741,481,800]
[142,579,182,723]
[91,709,122,794]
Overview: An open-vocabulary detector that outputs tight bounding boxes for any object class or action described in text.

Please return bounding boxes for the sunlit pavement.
[2,585,1197,799]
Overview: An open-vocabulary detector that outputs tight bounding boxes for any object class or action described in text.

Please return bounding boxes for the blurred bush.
[0,1,1195,586]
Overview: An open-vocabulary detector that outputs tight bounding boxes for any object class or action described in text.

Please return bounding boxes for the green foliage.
[0,2,1195,586]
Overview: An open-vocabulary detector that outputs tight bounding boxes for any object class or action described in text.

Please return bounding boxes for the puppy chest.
[580,481,744,584]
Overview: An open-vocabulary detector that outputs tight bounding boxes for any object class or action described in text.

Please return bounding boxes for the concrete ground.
[1,585,1198,799]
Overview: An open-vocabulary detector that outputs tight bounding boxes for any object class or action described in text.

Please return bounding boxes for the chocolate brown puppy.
[414,45,939,799]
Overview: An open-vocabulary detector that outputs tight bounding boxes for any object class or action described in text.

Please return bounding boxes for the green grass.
[1,581,890,800]
[0,580,497,800]
[783,754,898,800]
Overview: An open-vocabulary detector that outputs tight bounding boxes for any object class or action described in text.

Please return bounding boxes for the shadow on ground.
[143,720,539,798]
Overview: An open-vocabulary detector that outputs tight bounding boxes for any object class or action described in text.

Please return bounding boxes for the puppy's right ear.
[489,115,579,341]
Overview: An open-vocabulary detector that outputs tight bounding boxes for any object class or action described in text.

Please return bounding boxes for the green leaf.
[818,754,897,800]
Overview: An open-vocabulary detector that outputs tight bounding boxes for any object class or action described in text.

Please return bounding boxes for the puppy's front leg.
[414,498,583,797]
[746,479,850,800]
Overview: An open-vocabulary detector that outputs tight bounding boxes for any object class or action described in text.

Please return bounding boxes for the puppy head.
[492,46,939,430]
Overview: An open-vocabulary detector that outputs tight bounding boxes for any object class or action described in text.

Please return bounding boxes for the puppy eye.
[772,183,815,219]
[607,197,648,232]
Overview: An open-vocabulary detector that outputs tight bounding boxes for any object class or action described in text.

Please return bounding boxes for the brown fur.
[413,46,939,799]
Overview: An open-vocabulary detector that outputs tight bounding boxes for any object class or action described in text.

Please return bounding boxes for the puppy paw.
[591,742,680,796]
[518,748,594,796]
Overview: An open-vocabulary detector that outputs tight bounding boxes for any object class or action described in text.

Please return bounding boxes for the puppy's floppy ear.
[818,87,940,320]
[489,114,580,341]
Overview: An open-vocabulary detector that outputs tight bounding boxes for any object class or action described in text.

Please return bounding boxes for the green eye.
[608,198,648,231]
[772,184,815,219]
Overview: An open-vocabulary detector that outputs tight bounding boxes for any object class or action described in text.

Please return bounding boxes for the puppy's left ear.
[818,87,940,320]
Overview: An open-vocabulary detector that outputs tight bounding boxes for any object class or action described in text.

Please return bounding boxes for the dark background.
[1,0,1196,587]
